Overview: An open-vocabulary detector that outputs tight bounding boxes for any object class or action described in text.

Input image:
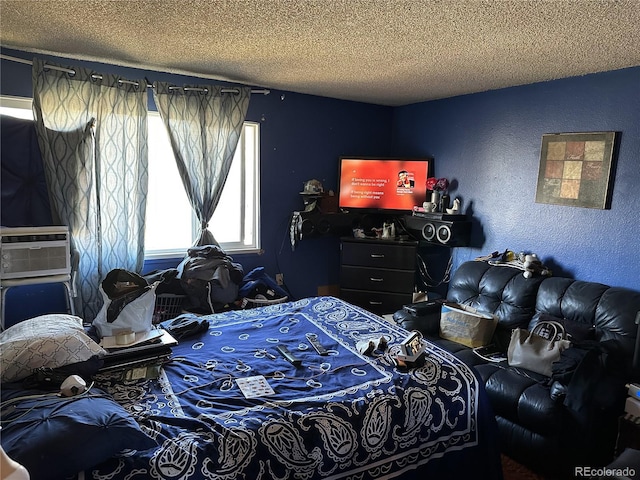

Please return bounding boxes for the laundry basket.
[153,293,186,323]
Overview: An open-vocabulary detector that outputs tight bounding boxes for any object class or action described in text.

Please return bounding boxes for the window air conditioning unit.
[0,226,71,280]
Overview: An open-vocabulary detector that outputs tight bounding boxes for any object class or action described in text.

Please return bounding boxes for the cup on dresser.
[422,202,436,212]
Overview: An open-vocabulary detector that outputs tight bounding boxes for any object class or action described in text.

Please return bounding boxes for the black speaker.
[292,211,360,239]
[403,215,471,246]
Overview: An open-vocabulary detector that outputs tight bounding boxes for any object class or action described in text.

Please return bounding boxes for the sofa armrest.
[392,308,440,336]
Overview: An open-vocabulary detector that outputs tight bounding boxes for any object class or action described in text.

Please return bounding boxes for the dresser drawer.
[341,241,416,269]
[340,265,414,293]
[340,289,413,315]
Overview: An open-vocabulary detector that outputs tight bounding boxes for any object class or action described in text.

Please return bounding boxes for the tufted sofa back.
[447,260,640,364]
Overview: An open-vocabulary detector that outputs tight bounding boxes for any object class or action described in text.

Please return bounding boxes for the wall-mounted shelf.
[289,210,473,248]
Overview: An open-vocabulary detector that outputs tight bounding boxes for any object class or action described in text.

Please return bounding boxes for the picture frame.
[535,132,618,209]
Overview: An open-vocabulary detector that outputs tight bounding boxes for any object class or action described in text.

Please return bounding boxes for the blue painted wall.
[391,67,640,289]
[2,47,638,326]
[0,48,393,325]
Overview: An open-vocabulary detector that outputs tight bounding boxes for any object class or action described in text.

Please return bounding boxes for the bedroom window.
[145,114,260,257]
[0,96,261,257]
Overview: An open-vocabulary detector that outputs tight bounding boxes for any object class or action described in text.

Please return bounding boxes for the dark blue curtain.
[0,114,52,227]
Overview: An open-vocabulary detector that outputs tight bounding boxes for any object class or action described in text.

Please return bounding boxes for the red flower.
[426,177,449,192]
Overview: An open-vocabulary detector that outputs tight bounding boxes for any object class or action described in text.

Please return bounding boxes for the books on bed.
[98,327,177,375]
[99,329,165,349]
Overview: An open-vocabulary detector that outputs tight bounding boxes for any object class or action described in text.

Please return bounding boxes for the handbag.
[507,320,571,377]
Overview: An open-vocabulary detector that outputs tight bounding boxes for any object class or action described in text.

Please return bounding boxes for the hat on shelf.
[300,179,324,195]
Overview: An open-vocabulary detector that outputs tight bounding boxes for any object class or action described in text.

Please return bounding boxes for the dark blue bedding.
[86,296,502,479]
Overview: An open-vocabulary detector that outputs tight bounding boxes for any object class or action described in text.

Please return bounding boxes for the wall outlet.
[275,273,284,285]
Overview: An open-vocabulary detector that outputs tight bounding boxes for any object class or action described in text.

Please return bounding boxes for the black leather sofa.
[396,260,640,479]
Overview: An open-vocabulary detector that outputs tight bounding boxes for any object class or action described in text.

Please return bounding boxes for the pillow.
[0,386,157,480]
[0,314,106,383]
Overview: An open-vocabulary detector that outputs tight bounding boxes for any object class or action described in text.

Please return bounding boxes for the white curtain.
[152,83,250,246]
[32,58,148,320]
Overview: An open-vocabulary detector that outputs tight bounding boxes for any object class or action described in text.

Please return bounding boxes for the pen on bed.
[257,348,277,360]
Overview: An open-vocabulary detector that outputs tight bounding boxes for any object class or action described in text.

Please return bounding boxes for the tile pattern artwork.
[535,132,616,209]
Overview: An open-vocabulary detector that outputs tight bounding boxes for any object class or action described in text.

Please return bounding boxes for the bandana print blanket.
[87,296,502,480]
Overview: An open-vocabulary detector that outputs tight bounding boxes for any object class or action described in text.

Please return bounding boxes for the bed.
[0,296,503,480]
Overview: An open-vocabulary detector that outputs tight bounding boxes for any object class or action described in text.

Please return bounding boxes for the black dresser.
[339,237,418,314]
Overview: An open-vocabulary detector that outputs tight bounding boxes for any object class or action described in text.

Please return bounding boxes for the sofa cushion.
[447,261,545,330]
[518,382,564,434]
[476,364,562,435]
[534,278,640,361]
[531,313,595,342]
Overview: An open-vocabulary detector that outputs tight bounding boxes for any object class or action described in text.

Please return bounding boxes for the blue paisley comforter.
[88,296,502,480]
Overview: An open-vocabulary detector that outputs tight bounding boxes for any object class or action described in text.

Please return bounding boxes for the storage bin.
[153,294,186,323]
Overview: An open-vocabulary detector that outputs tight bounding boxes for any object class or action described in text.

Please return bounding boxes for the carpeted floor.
[502,455,547,480]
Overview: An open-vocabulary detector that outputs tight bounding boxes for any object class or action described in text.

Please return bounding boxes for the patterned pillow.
[0,314,106,383]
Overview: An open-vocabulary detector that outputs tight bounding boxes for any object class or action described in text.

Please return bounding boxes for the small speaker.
[436,224,452,244]
[421,222,436,241]
[403,216,471,246]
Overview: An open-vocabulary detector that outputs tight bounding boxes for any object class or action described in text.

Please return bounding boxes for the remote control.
[276,345,302,367]
[306,333,328,355]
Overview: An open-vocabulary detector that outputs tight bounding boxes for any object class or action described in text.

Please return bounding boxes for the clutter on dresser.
[426,177,449,212]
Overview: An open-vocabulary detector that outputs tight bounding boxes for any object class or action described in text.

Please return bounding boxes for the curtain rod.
[0,53,270,95]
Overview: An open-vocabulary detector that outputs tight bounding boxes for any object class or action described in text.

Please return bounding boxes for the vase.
[440,193,450,212]
[431,191,441,211]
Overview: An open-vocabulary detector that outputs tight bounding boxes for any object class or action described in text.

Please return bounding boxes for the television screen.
[338,157,433,212]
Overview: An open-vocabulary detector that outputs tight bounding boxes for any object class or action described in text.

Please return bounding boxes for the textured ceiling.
[1,0,639,106]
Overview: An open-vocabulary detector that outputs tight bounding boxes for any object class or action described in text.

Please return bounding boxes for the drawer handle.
[369,277,384,282]
[370,254,385,258]
[369,301,383,305]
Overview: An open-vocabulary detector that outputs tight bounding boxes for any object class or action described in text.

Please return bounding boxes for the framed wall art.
[535,131,618,209]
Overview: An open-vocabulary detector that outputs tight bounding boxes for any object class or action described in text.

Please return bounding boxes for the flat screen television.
[338,156,434,213]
